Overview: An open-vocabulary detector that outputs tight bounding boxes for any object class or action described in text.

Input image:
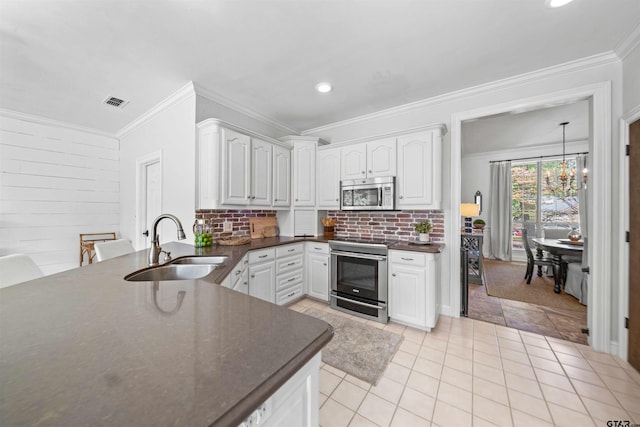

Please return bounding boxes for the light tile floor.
[289,298,640,427]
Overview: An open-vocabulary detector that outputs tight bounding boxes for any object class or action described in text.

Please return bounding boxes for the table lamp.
[460,203,480,233]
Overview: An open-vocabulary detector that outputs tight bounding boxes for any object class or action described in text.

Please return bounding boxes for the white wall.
[303,56,623,324]
[119,87,197,247]
[0,113,119,274]
[622,41,640,113]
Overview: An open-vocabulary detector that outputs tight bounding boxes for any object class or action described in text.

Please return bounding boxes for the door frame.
[450,81,612,353]
[617,103,640,360]
[135,150,163,250]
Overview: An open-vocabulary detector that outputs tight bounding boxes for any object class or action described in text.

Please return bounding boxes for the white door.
[136,152,162,249]
[251,139,272,205]
[222,129,251,204]
[397,131,440,208]
[317,149,341,208]
[273,145,291,207]
[307,253,329,301]
[367,138,396,177]
[293,142,316,206]
[249,262,275,303]
[389,265,426,327]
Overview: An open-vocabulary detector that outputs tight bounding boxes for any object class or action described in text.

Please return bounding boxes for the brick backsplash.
[195,210,277,239]
[327,210,444,242]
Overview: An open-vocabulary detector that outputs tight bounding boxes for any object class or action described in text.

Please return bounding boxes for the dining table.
[532,238,584,294]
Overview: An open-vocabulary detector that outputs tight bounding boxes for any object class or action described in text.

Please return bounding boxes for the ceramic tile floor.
[289,298,640,427]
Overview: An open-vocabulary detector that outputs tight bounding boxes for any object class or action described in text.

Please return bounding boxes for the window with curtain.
[511,158,580,250]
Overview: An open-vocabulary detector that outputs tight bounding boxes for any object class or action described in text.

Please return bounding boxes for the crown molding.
[117,81,196,138]
[615,23,640,60]
[301,52,620,136]
[0,108,117,139]
[193,83,300,136]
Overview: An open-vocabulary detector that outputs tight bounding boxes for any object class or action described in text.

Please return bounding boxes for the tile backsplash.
[195,210,277,239]
[327,210,444,242]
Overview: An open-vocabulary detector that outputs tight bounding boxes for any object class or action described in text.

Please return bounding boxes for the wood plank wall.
[0,115,120,274]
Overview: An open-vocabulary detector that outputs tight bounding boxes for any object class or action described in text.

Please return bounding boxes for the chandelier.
[545,121,577,196]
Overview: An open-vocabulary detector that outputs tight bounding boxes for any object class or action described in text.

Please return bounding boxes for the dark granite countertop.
[0,241,333,427]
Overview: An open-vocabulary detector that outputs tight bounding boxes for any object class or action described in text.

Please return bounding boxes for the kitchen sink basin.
[125,264,218,282]
[170,256,228,265]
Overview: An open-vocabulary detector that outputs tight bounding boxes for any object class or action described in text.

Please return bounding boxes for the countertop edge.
[211,324,334,427]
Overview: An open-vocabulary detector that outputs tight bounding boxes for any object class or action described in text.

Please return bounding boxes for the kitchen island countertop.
[0,241,333,426]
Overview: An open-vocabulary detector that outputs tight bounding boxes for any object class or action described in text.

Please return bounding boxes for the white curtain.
[488,161,512,260]
[565,153,589,304]
[575,154,588,238]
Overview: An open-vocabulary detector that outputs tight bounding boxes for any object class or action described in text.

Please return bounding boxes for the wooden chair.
[80,232,116,266]
[522,228,557,284]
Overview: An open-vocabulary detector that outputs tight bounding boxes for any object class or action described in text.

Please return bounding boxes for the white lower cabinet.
[275,243,304,305]
[389,250,440,331]
[240,352,320,427]
[305,243,329,301]
[249,248,276,303]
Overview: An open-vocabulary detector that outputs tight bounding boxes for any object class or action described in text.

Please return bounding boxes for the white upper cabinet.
[396,128,443,209]
[273,145,291,207]
[341,138,396,180]
[251,138,272,206]
[222,128,251,204]
[367,138,396,178]
[292,141,317,207]
[340,144,367,180]
[316,148,341,209]
[196,119,291,209]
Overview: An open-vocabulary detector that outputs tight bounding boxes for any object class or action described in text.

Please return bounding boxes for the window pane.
[511,162,537,249]
[541,159,580,228]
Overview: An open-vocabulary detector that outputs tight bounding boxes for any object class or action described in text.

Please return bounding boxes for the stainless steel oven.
[329,240,388,323]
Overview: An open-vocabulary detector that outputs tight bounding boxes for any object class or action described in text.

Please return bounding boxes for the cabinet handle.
[287,291,295,297]
[368,170,372,173]
[323,263,327,266]
[287,261,295,266]
[336,198,339,201]
[244,260,248,264]
[392,273,396,277]
[235,270,241,276]
[314,247,322,250]
[243,281,248,285]
[401,257,414,261]
[399,195,404,199]
[288,277,296,282]
[251,274,255,278]
[295,198,299,201]
[288,248,295,252]
[361,171,365,174]
[259,254,268,258]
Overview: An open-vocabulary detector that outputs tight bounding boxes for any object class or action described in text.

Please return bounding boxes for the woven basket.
[217,237,251,246]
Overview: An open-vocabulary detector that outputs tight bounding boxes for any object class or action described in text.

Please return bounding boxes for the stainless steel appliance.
[340,176,395,211]
[329,240,389,323]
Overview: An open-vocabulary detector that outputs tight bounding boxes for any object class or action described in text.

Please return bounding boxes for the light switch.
[223,221,233,232]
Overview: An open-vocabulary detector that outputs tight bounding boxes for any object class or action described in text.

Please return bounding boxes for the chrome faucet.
[148,214,187,266]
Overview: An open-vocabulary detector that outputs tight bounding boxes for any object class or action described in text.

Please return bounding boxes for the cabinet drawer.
[390,250,426,267]
[276,243,304,258]
[306,242,329,255]
[276,284,304,305]
[276,254,304,275]
[276,271,303,292]
[229,254,249,286]
[249,248,275,264]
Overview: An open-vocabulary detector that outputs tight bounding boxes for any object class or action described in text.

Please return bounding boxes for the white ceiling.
[461,100,590,155]
[1,0,639,135]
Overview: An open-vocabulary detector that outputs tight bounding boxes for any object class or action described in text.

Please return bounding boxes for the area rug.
[303,308,403,386]
[483,259,586,312]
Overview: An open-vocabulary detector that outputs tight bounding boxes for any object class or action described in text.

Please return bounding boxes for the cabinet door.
[397,131,441,209]
[307,253,329,301]
[340,144,366,180]
[273,145,291,207]
[316,149,341,208]
[249,262,275,303]
[389,264,426,327]
[367,138,396,177]
[222,128,251,204]
[293,142,316,206]
[233,268,249,294]
[251,139,272,206]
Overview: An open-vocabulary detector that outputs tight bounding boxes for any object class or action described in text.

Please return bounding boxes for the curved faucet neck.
[149,214,186,266]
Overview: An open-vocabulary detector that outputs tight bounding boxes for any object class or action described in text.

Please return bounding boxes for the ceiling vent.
[103,96,129,109]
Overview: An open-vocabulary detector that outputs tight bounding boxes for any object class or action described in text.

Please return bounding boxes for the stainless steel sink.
[170,256,228,265]
[125,264,218,282]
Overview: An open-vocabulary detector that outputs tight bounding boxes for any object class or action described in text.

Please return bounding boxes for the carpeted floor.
[483,258,585,311]
[303,308,403,386]
[470,258,588,344]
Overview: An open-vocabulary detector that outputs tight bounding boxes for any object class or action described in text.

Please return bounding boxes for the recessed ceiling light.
[315,82,333,93]
[545,0,575,8]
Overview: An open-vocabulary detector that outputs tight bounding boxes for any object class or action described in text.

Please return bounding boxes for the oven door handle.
[331,293,386,310]
[331,250,387,261]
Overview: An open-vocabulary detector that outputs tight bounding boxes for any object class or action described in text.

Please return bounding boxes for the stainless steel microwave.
[340,176,396,211]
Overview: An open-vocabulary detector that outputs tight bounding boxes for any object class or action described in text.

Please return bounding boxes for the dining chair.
[543,227,569,239]
[522,228,557,284]
[0,254,44,288]
[94,239,135,262]
[565,237,588,304]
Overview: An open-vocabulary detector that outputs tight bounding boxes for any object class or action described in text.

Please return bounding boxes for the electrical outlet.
[223,221,233,232]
